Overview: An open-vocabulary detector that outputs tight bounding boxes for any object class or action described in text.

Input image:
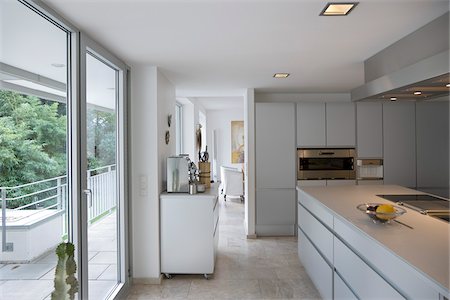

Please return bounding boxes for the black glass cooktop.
[376,194,450,211]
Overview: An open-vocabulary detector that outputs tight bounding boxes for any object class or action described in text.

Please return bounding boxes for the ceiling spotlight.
[414,91,422,95]
[273,73,290,78]
[390,97,397,101]
[320,2,359,16]
[51,63,65,68]
[446,83,450,88]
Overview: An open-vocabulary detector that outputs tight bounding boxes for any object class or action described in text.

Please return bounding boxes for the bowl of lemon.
[357,203,406,224]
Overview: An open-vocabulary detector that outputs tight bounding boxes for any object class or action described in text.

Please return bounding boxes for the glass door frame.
[19,1,130,299]
[79,34,129,300]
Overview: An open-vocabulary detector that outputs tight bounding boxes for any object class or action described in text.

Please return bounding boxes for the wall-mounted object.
[231,120,244,163]
[165,130,170,145]
[168,114,172,127]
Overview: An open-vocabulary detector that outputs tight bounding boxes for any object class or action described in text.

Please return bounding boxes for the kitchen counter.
[160,183,219,198]
[297,184,449,296]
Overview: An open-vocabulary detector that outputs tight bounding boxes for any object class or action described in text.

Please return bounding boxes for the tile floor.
[0,212,118,300]
[127,196,321,299]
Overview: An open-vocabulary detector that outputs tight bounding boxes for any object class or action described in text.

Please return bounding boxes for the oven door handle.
[318,151,335,155]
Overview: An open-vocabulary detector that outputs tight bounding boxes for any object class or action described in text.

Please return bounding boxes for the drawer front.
[334,271,357,300]
[334,217,439,299]
[298,203,333,263]
[297,190,333,228]
[298,230,333,299]
[334,237,404,299]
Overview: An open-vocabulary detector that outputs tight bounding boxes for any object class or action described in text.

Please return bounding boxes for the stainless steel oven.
[297,148,356,180]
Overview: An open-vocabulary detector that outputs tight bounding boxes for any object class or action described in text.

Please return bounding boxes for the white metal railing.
[0,165,116,252]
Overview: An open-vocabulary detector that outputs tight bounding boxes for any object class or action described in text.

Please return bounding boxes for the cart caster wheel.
[164,273,172,279]
[204,274,210,280]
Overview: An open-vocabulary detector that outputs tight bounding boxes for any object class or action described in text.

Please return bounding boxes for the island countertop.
[297,184,450,294]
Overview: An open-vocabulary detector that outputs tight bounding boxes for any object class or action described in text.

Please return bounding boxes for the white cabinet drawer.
[297,190,333,228]
[334,271,357,300]
[334,217,439,299]
[334,237,404,299]
[298,203,333,263]
[298,230,333,299]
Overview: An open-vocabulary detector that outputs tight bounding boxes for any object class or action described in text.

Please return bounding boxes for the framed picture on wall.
[231,120,244,163]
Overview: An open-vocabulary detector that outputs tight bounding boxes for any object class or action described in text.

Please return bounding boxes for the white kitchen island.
[160,184,219,279]
[297,184,450,299]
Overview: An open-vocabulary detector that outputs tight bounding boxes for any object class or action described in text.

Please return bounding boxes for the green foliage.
[51,242,79,300]
[0,90,116,209]
[0,91,66,208]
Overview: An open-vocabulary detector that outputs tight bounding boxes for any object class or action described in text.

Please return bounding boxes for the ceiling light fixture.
[414,91,422,95]
[390,97,397,101]
[320,2,359,16]
[51,63,65,68]
[446,83,450,88]
[273,73,290,78]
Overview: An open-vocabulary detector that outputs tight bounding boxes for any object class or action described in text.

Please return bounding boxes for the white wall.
[244,88,256,237]
[206,107,244,181]
[130,65,175,282]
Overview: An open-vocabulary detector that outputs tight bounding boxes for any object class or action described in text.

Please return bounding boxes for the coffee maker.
[167,155,192,193]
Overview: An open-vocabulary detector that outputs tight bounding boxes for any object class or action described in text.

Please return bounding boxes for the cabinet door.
[326,102,356,147]
[356,102,383,158]
[297,102,326,147]
[256,188,296,235]
[383,102,416,188]
[334,238,404,299]
[334,271,357,300]
[256,103,296,189]
[416,101,449,191]
[298,230,333,299]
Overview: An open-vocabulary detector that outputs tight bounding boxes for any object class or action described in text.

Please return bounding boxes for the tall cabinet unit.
[356,102,383,158]
[256,103,296,236]
[416,101,449,198]
[326,102,356,147]
[296,102,326,147]
[383,102,416,188]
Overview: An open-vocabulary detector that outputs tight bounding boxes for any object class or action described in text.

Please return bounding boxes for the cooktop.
[377,194,450,216]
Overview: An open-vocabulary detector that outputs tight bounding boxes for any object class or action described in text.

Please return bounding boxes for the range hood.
[351,12,449,102]
[351,51,449,102]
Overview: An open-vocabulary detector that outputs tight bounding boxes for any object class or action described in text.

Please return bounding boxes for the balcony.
[0,165,117,300]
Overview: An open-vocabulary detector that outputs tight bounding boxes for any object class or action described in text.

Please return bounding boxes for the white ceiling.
[42,0,449,97]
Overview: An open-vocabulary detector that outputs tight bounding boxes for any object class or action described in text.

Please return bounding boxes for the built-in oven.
[297,148,356,180]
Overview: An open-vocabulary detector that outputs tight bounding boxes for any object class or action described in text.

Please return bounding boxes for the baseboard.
[246,234,257,239]
[132,275,163,285]
[256,224,295,236]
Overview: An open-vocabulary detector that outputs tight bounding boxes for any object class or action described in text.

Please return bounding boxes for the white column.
[244,88,256,238]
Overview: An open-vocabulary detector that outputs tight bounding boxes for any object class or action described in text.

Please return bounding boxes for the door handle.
[83,189,93,208]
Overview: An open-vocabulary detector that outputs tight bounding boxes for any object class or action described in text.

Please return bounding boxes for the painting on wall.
[231,120,244,163]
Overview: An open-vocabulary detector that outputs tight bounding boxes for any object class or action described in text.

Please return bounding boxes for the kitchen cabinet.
[160,187,219,277]
[334,271,357,300]
[416,101,449,197]
[298,230,333,300]
[256,103,296,236]
[326,102,356,147]
[334,238,403,299]
[356,102,383,158]
[296,102,326,147]
[383,102,416,188]
[296,102,355,148]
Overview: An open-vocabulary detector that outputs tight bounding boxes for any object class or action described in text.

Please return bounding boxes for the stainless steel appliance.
[167,155,191,193]
[378,194,450,223]
[297,148,356,180]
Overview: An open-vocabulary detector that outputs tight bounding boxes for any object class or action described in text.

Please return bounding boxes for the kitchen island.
[297,184,449,299]
[160,184,219,279]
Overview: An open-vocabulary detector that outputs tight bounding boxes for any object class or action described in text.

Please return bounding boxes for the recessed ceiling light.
[320,2,359,16]
[51,63,65,68]
[446,83,450,88]
[390,97,397,101]
[273,73,290,78]
[414,91,422,95]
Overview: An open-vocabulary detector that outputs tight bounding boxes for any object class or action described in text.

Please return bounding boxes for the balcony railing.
[0,165,116,251]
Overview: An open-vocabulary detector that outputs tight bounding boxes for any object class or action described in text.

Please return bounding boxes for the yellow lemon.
[376,204,396,220]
